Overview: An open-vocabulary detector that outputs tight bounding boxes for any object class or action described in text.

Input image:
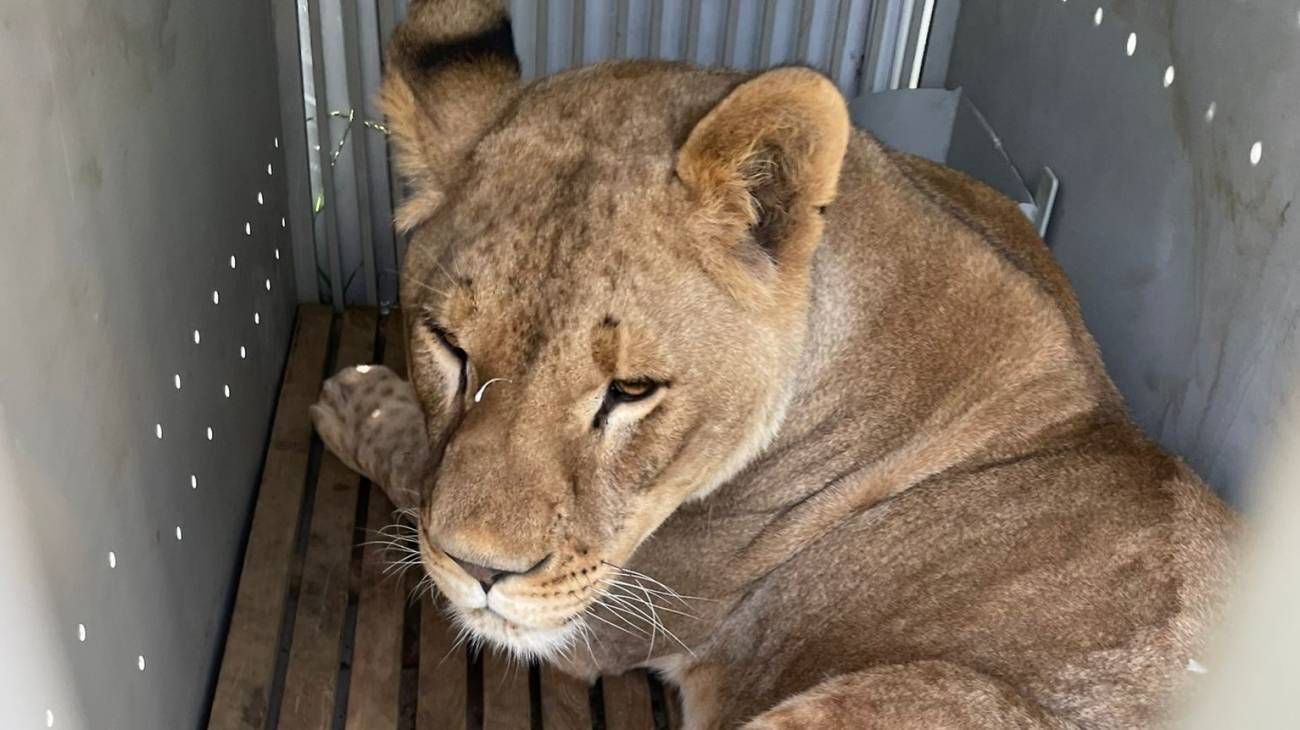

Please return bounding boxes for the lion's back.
[782,423,1240,727]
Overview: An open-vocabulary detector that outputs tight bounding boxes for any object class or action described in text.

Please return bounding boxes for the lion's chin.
[446,605,583,663]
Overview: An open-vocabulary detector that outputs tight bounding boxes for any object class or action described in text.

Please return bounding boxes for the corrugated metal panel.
[291,0,947,306]
[512,0,879,94]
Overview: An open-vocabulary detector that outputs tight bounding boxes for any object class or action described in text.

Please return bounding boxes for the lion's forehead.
[444,157,689,307]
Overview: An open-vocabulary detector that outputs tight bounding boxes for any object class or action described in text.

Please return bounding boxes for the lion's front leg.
[741,661,1072,730]
[310,364,432,512]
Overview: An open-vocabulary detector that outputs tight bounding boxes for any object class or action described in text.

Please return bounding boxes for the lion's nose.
[447,552,551,592]
[449,554,512,592]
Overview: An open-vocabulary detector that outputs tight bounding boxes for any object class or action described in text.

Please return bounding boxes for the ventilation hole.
[240,346,247,360]
[257,192,265,205]
[253,312,261,325]
[274,248,281,260]
[190,474,198,489]
[46,709,54,727]
[137,655,145,671]
[175,526,183,541]
[1205,102,1217,123]
[1093,7,1103,25]
[1163,66,1175,87]
[173,374,181,390]
[193,329,201,344]
[1126,33,1137,56]
[212,290,220,304]
[267,163,274,176]
[206,426,214,441]
[155,423,163,439]
[1250,141,1263,165]
[265,278,272,291]
[223,384,231,398]
[230,255,237,269]
[244,222,252,236]
[108,551,117,568]
[280,216,287,229]
[78,624,86,642]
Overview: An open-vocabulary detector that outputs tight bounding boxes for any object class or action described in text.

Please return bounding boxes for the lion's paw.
[310,364,427,509]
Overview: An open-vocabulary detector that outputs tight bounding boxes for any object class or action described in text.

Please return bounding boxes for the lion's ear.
[677,67,850,270]
[381,0,520,232]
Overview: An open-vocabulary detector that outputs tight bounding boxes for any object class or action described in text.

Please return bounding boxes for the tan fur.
[379,0,518,232]
[312,3,1239,726]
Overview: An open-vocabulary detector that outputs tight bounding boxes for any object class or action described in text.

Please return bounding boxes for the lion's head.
[383,1,848,660]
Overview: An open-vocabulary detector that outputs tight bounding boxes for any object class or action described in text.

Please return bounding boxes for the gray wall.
[948,0,1300,504]
[0,1,297,728]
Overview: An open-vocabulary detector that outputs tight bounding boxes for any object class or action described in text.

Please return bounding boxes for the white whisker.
[604,562,716,604]
[599,576,696,657]
[586,604,648,639]
[598,578,701,620]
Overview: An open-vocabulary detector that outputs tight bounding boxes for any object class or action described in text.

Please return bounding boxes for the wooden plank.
[208,305,333,730]
[540,664,592,729]
[384,310,408,379]
[418,598,468,730]
[482,651,531,729]
[664,683,683,730]
[604,671,655,730]
[343,312,409,729]
[280,308,379,729]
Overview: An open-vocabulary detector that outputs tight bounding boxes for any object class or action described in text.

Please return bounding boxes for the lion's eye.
[421,318,468,394]
[594,379,663,429]
[436,327,461,350]
[609,379,659,402]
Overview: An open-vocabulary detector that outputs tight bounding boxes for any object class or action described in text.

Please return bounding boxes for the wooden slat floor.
[209,305,680,730]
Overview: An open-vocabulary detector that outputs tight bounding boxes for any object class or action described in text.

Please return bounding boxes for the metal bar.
[723,0,740,67]
[641,0,654,57]
[536,0,549,76]
[572,0,586,69]
[678,0,691,59]
[601,0,618,61]
[361,0,399,306]
[889,0,916,90]
[828,0,853,88]
[377,0,411,284]
[273,0,315,302]
[686,0,702,63]
[616,0,630,57]
[759,0,777,68]
[861,0,895,95]
[907,0,936,89]
[341,0,379,306]
[307,0,345,309]
[796,0,815,62]
[649,0,663,58]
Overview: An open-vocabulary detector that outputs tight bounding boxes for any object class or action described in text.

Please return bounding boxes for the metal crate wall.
[0,2,298,728]
[284,0,956,308]
[947,0,1300,502]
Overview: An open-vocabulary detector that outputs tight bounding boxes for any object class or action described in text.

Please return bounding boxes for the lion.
[309,1,1239,727]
